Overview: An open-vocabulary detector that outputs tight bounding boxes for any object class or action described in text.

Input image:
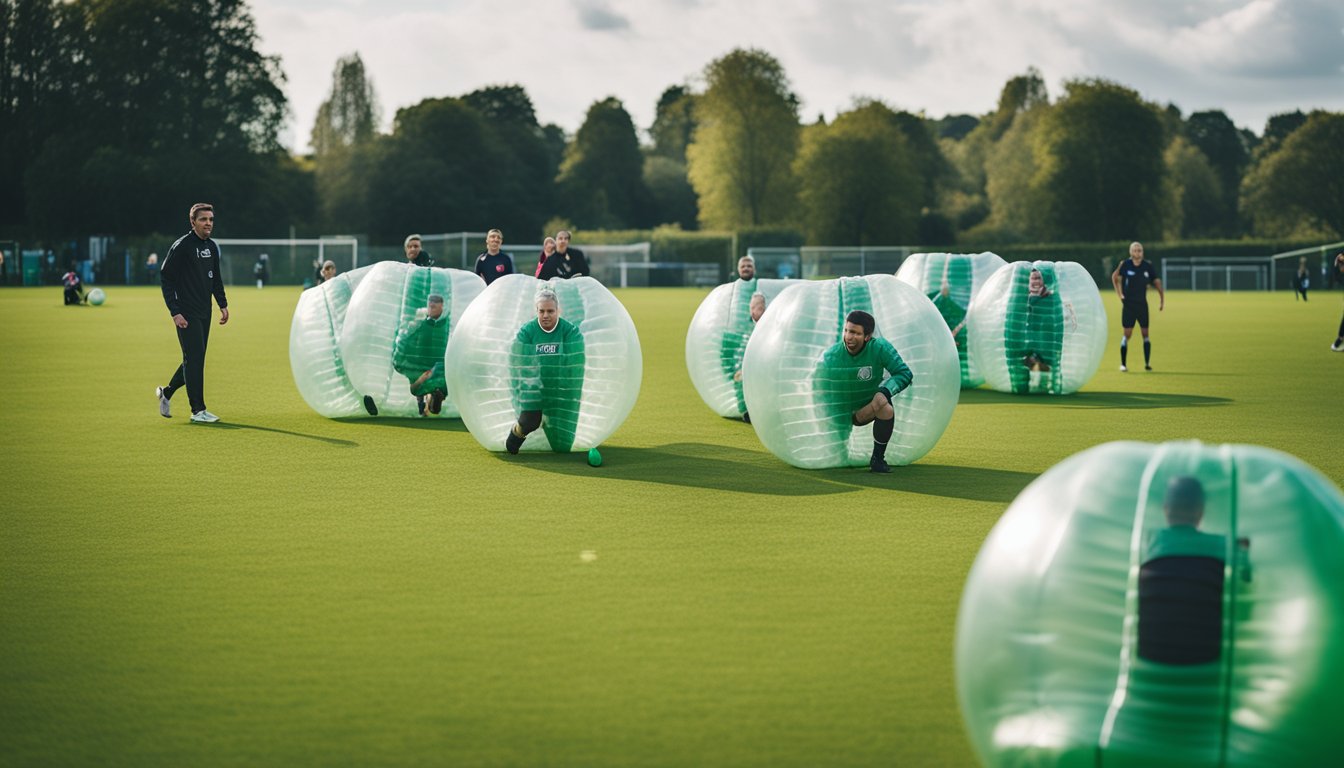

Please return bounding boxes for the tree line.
[3,0,1341,250]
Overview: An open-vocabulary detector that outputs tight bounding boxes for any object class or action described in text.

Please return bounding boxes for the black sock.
[1143,340,1151,364]
[1120,342,1128,366]
[872,417,894,461]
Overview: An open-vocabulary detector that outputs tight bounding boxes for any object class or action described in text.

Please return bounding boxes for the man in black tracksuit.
[157,203,230,423]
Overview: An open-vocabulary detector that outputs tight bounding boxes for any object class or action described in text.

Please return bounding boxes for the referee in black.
[1111,241,1164,372]
[156,203,230,423]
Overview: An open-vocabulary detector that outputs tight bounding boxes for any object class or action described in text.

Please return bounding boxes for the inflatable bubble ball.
[338,261,485,418]
[895,252,1006,388]
[290,265,375,418]
[445,274,641,453]
[741,274,960,469]
[685,277,794,418]
[957,440,1344,768]
[965,260,1107,395]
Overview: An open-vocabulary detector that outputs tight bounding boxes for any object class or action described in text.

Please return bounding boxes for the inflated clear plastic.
[957,441,1344,768]
[895,252,1006,388]
[966,260,1107,395]
[338,261,485,417]
[742,275,960,469]
[289,265,374,418]
[445,274,641,453]
[685,278,793,417]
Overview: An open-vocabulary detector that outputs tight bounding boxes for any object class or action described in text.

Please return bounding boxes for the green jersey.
[393,313,449,395]
[719,278,757,414]
[1144,526,1228,562]
[814,337,914,414]
[511,317,586,451]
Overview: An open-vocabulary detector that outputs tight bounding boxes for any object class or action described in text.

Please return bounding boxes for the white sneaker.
[156,386,171,418]
[1332,340,1344,352]
[190,410,220,423]
[1120,364,1128,372]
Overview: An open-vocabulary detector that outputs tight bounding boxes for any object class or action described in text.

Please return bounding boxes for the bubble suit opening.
[742,275,960,469]
[956,440,1344,768]
[895,252,1006,388]
[446,274,641,453]
[966,261,1107,395]
[333,261,484,418]
[685,277,794,417]
[289,265,375,418]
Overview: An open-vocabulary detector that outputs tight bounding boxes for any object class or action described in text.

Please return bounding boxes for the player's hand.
[173,314,188,328]
[1159,299,1164,311]
[219,307,230,325]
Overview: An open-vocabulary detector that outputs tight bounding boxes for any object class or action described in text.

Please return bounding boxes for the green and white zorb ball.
[742,275,959,469]
[339,261,485,417]
[956,440,1344,768]
[87,287,106,305]
[289,265,373,418]
[966,260,1106,395]
[895,251,1006,388]
[685,277,792,418]
[446,274,641,453]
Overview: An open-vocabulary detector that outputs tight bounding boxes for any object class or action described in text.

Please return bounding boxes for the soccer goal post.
[1269,241,1344,291]
[215,238,358,286]
[1160,257,1270,291]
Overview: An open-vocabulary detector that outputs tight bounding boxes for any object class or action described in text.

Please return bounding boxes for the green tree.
[686,48,800,229]
[977,105,1049,241]
[311,53,380,234]
[1184,110,1248,233]
[793,101,920,245]
[556,96,650,229]
[1256,110,1307,159]
[462,84,555,237]
[650,85,697,162]
[984,67,1049,140]
[1030,79,1167,241]
[1240,111,1344,238]
[1162,136,1223,239]
[643,156,698,229]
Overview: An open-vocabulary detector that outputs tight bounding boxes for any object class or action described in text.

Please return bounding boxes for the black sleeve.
[474,254,486,278]
[213,241,228,309]
[574,248,589,275]
[160,241,184,316]
[537,254,557,281]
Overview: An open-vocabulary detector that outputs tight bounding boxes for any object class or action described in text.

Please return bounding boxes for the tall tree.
[1162,136,1224,239]
[979,105,1049,240]
[1240,111,1344,238]
[311,53,380,233]
[1184,110,1248,234]
[794,101,919,245]
[984,67,1049,140]
[462,84,555,237]
[1256,110,1307,159]
[686,48,800,229]
[1030,79,1167,241]
[650,85,697,162]
[310,53,379,155]
[556,96,650,229]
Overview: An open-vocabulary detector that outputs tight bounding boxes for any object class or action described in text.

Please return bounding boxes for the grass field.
[1,284,1341,767]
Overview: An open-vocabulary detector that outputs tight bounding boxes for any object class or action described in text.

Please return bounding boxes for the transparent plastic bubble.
[685,278,793,417]
[742,275,960,468]
[957,440,1344,767]
[289,265,374,418]
[966,260,1107,395]
[895,252,1007,388]
[446,274,641,452]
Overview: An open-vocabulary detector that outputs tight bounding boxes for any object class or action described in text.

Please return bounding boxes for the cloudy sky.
[253,0,1344,152]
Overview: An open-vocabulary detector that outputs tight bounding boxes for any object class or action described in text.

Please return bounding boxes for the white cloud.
[252,0,1344,152]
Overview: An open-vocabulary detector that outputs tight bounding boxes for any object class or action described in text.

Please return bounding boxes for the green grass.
[1,285,1340,767]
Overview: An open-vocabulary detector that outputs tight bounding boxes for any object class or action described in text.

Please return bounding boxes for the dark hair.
[845,310,875,337]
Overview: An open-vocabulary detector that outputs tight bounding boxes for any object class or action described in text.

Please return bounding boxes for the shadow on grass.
[197,421,358,447]
[514,442,1035,502]
[957,389,1231,409]
[332,416,469,432]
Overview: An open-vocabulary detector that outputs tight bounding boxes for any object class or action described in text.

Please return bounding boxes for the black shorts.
[1122,301,1150,329]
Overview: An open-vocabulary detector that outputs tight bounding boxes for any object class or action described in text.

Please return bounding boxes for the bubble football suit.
[966,260,1107,395]
[335,261,484,418]
[289,265,375,417]
[741,275,959,469]
[446,274,641,453]
[895,251,1006,388]
[956,440,1344,768]
[685,277,793,417]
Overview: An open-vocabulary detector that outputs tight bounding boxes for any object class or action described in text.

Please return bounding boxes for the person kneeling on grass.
[505,288,586,454]
[814,310,914,474]
[393,294,450,416]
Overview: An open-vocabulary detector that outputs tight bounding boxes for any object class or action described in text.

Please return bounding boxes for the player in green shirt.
[814,310,914,473]
[1008,267,1064,394]
[391,293,450,415]
[505,288,587,454]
